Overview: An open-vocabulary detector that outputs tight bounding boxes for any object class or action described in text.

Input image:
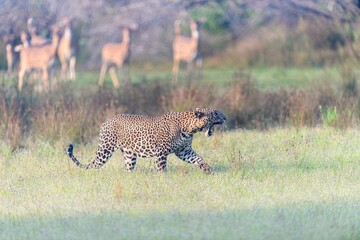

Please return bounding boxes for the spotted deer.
[98,24,137,89]
[15,27,60,92]
[172,19,200,83]
[57,17,76,80]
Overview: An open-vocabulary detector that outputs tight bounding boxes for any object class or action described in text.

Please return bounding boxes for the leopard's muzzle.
[205,111,227,137]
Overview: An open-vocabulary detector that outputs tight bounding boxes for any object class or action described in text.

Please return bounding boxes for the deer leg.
[6,44,13,74]
[7,58,13,75]
[109,66,120,89]
[172,59,179,83]
[50,66,57,91]
[60,57,67,80]
[187,61,194,82]
[196,57,203,80]
[122,64,130,85]
[69,56,76,80]
[18,68,26,92]
[98,63,108,86]
[42,67,49,92]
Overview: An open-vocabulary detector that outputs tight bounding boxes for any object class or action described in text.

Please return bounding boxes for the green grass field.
[73,66,343,89]
[3,66,342,92]
[1,128,360,239]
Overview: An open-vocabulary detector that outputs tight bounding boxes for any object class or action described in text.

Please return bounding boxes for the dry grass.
[1,128,360,239]
[1,69,360,150]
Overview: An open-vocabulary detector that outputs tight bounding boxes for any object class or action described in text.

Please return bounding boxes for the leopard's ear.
[195,109,205,118]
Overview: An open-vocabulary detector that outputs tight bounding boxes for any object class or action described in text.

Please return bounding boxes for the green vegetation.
[191,2,232,34]
[2,65,360,150]
[37,66,344,90]
[1,128,360,239]
[69,67,360,90]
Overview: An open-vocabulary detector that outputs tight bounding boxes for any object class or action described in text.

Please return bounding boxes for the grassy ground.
[1,128,360,239]
[74,66,343,90]
[1,66,343,92]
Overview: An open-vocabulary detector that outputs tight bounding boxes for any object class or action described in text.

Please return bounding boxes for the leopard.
[67,108,226,173]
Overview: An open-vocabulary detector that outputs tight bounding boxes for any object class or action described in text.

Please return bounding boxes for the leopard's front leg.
[175,146,212,174]
[123,151,137,172]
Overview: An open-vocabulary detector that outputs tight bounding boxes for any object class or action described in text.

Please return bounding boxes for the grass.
[182,66,343,89]
[15,65,344,92]
[246,66,342,89]
[142,65,347,89]
[1,128,360,239]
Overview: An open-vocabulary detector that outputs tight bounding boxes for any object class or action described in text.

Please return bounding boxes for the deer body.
[27,18,49,47]
[57,18,76,80]
[101,41,129,67]
[172,20,199,83]
[29,35,48,46]
[98,28,131,89]
[173,35,198,63]
[16,30,59,92]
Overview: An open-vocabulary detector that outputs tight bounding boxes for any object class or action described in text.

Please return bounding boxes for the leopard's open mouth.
[205,121,224,137]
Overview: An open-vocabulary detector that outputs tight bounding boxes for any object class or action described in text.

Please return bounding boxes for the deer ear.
[195,110,205,118]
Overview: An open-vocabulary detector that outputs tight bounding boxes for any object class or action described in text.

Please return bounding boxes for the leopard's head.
[186,108,226,137]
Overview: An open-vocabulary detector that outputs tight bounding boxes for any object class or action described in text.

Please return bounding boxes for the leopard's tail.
[67,144,93,169]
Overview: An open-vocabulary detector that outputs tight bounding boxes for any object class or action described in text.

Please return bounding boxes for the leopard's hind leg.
[91,141,116,168]
[67,140,116,169]
[68,122,118,169]
[90,124,120,169]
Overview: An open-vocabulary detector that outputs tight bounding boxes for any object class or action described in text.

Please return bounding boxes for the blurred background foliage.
[1,0,360,68]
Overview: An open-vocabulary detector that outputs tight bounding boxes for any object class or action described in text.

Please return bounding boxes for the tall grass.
[0,71,359,150]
